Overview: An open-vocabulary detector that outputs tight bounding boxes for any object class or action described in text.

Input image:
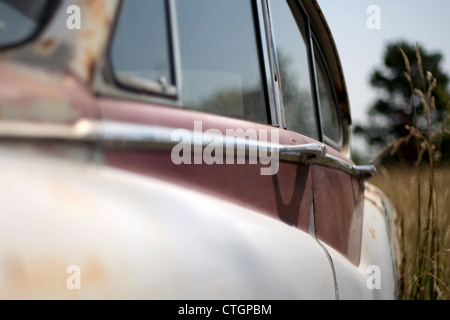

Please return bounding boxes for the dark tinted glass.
[270,0,318,139]
[0,0,55,47]
[176,0,268,123]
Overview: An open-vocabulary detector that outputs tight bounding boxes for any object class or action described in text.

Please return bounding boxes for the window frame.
[267,0,344,150]
[108,0,181,100]
[95,0,346,149]
[99,0,275,126]
[267,0,320,138]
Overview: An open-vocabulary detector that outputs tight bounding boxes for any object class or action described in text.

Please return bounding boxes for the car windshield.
[0,0,57,47]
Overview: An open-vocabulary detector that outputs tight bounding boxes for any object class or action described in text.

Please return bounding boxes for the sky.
[317,0,450,154]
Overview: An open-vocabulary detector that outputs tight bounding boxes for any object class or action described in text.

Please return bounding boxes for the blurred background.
[318,0,450,300]
[318,0,450,162]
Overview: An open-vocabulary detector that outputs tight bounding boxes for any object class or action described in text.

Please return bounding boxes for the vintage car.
[0,0,401,299]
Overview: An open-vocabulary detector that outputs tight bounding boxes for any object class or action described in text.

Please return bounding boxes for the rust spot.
[2,253,26,282]
[84,49,97,86]
[76,0,112,85]
[82,0,107,14]
[369,228,376,239]
[36,38,57,56]
[84,258,106,284]
[82,30,95,40]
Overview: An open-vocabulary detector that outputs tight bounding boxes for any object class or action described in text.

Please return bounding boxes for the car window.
[270,0,318,140]
[110,0,269,124]
[176,0,268,123]
[110,0,174,94]
[0,0,57,48]
[314,44,342,147]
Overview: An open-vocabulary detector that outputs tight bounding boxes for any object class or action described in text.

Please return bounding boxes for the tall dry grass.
[370,167,450,300]
[369,45,450,300]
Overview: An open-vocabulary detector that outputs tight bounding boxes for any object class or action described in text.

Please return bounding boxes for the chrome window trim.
[0,119,376,180]
[305,16,324,143]
[266,0,322,137]
[94,0,184,108]
[258,0,284,128]
[168,0,183,99]
[267,0,344,150]
[93,0,364,166]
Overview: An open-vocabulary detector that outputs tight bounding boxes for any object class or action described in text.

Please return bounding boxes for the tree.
[354,40,450,164]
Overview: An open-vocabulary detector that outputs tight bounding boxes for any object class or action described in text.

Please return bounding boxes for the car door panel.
[311,165,364,266]
[99,98,314,231]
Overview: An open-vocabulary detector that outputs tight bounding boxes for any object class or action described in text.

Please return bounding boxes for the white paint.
[0,146,334,299]
[321,183,400,300]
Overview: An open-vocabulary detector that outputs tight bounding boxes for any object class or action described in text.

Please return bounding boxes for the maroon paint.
[99,98,363,264]
[312,166,364,265]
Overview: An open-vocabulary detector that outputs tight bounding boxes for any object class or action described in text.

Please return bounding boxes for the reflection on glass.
[176,0,268,124]
[111,0,173,87]
[315,47,341,145]
[270,0,318,139]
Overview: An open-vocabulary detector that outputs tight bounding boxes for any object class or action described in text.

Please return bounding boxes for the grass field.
[369,166,450,300]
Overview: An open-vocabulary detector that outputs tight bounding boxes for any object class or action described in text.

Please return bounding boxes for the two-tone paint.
[0,0,402,299]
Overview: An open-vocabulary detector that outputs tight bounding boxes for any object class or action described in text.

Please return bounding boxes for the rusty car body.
[0,0,401,299]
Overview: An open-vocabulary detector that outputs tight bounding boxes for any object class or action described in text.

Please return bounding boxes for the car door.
[268,0,377,299]
[94,0,338,299]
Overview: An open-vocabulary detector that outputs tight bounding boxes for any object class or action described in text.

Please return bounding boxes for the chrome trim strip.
[353,165,378,180]
[279,143,327,162]
[0,120,100,142]
[310,153,377,180]
[0,119,376,179]
[307,16,324,143]
[168,0,182,98]
[114,73,177,96]
[256,0,280,127]
[261,0,286,129]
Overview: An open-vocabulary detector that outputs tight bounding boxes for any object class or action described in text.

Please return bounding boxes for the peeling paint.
[70,0,119,84]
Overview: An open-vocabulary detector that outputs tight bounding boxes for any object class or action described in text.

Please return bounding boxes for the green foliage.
[369,44,450,300]
[355,40,450,164]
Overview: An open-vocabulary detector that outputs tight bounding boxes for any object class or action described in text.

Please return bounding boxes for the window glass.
[314,46,341,146]
[270,0,317,139]
[0,0,57,48]
[111,0,173,91]
[176,0,268,123]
